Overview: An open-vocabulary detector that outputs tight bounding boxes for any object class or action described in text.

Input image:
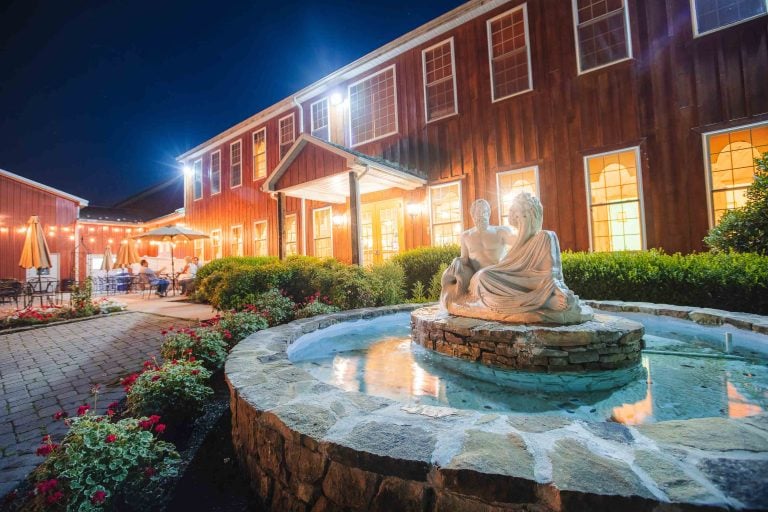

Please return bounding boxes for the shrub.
[125,360,213,422]
[562,250,768,314]
[160,326,228,370]
[392,245,459,298]
[410,281,428,303]
[295,294,341,319]
[199,262,294,310]
[195,256,277,283]
[368,261,407,305]
[705,152,768,255]
[428,262,448,301]
[31,413,179,511]
[210,309,269,346]
[70,277,95,316]
[250,288,296,326]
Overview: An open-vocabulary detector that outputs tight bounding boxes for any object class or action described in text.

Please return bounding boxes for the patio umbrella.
[115,240,140,268]
[101,246,114,273]
[19,215,52,273]
[132,226,208,296]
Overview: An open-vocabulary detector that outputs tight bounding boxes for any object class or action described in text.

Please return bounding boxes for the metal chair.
[0,279,23,309]
[136,273,159,299]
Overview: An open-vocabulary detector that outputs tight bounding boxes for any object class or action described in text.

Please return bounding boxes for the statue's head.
[508,192,543,235]
[470,199,491,228]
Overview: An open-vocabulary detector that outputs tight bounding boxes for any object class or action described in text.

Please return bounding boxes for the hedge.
[390,245,459,298]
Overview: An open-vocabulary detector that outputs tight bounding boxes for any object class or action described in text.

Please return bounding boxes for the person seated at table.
[178,256,200,295]
[139,259,170,297]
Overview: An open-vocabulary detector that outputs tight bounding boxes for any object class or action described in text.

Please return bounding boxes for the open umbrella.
[101,246,114,273]
[19,216,53,303]
[115,240,139,268]
[133,226,208,296]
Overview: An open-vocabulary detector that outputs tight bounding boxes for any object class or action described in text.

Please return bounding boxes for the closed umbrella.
[115,241,137,268]
[133,226,208,296]
[128,239,141,263]
[19,215,53,303]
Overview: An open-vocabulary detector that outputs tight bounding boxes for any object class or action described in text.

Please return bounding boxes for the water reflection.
[611,358,653,425]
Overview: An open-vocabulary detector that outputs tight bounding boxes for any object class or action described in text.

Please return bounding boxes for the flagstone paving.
[0,312,192,498]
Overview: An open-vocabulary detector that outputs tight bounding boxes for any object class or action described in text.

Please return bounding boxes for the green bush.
[705,152,768,255]
[368,261,407,305]
[160,326,228,370]
[212,309,269,346]
[392,245,459,298]
[200,262,294,310]
[295,298,341,319]
[250,288,296,326]
[125,360,213,422]
[195,256,277,283]
[562,250,768,314]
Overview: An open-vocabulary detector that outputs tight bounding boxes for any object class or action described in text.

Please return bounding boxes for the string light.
[88,227,95,232]
[107,238,113,244]
[62,227,70,232]
[102,226,109,232]
[68,235,75,241]
[17,227,26,234]
[89,237,95,243]
[0,227,8,233]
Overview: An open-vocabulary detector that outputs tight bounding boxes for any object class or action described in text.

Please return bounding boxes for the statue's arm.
[459,234,470,264]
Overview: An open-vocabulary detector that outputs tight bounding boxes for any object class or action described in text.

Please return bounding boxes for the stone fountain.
[411,194,644,376]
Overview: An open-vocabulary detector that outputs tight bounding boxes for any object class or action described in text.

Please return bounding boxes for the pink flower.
[35,479,58,493]
[91,490,107,504]
[149,415,161,424]
[154,423,166,434]
[76,404,90,416]
[144,466,155,477]
[105,434,117,443]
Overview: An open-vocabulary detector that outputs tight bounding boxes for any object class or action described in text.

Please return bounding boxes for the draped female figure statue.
[441,192,592,325]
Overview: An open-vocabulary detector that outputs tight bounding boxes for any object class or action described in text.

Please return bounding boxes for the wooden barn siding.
[274,145,348,189]
[184,0,768,257]
[0,176,79,282]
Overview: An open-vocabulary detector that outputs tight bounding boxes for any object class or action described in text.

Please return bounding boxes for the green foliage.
[212,309,268,346]
[295,299,340,319]
[160,326,228,370]
[34,414,179,511]
[562,250,768,314]
[410,281,427,303]
[195,256,277,283]
[428,262,448,301]
[250,289,296,326]
[705,152,768,255]
[126,360,213,422]
[70,277,95,315]
[199,262,293,310]
[391,245,459,298]
[368,261,407,305]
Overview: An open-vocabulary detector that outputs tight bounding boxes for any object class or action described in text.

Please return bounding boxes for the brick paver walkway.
[0,312,190,497]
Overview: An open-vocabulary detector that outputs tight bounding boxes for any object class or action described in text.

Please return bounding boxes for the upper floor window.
[572,0,632,73]
[279,114,295,159]
[422,38,458,121]
[230,141,242,188]
[487,5,532,102]
[210,150,221,195]
[349,66,398,147]
[704,122,768,225]
[311,98,330,141]
[496,167,539,226]
[253,128,267,180]
[692,0,767,35]
[193,159,203,200]
[429,182,462,246]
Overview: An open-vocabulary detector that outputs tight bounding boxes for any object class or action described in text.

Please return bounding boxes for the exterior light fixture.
[406,202,423,218]
[333,214,346,225]
[330,92,343,106]
[108,238,113,244]
[182,165,193,176]
[68,235,75,241]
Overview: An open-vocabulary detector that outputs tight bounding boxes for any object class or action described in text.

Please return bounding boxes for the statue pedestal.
[411,305,644,373]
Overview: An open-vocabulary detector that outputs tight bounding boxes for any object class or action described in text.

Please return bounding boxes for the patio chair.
[0,279,23,309]
[136,273,159,299]
[25,278,57,307]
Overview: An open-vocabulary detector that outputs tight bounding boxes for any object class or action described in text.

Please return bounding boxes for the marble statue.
[440,193,592,325]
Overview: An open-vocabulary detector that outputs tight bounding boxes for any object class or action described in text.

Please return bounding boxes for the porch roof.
[262,134,426,204]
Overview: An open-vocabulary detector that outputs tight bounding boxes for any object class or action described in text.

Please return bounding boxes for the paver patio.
[0,312,193,498]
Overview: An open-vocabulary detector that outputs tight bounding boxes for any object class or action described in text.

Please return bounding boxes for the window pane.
[284,214,297,256]
[424,40,457,120]
[193,160,203,200]
[253,130,267,179]
[210,230,222,259]
[497,168,538,225]
[349,67,397,146]
[313,208,333,258]
[253,221,268,256]
[230,142,242,188]
[230,226,243,257]
[575,0,630,72]
[489,8,531,100]
[694,0,767,33]
[210,152,221,194]
[430,183,462,246]
[311,99,330,141]
[280,115,295,159]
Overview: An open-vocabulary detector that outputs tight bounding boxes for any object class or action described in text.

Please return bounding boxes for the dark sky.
[0,0,465,206]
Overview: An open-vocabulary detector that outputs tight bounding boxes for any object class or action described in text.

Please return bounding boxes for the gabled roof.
[0,168,89,207]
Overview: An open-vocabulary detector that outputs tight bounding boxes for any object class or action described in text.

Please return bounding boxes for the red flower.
[161,330,167,335]
[223,330,232,340]
[121,373,139,391]
[106,409,115,417]
[138,420,151,430]
[105,434,117,443]
[154,423,166,434]
[191,369,200,375]
[76,404,90,416]
[41,435,51,443]
[149,415,161,424]
[144,466,156,477]
[46,491,63,504]
[91,490,107,504]
[35,443,58,457]
[107,401,119,410]
[53,411,66,420]
[35,479,58,493]
[151,375,161,382]
[171,359,178,365]
[188,356,196,362]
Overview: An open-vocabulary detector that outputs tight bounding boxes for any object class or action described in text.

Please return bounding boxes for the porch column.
[277,192,285,260]
[349,171,362,265]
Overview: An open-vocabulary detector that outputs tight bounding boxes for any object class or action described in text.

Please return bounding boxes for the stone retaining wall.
[411,305,644,372]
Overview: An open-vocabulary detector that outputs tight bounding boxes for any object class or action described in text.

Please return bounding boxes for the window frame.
[210,150,221,196]
[495,166,540,225]
[310,97,331,141]
[230,224,244,257]
[193,158,203,201]
[283,213,298,257]
[312,206,334,258]
[582,146,647,252]
[210,228,223,260]
[690,0,768,36]
[486,4,534,103]
[571,0,633,75]
[252,127,267,181]
[279,113,296,160]
[428,181,464,247]
[422,37,459,123]
[193,238,204,263]
[253,220,268,256]
[230,140,242,189]
[347,64,399,148]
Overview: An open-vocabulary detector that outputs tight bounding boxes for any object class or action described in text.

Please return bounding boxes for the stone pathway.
[0,312,190,498]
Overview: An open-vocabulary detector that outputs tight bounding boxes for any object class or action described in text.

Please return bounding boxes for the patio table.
[25,277,58,307]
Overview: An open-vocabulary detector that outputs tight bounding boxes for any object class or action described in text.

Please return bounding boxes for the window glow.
[430,182,462,246]
[349,67,397,146]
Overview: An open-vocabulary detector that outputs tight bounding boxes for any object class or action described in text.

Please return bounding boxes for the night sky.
[0,0,465,206]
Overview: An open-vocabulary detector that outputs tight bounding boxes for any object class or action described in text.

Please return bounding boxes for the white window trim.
[230,140,242,189]
[428,181,463,246]
[284,213,298,256]
[486,4,534,103]
[495,166,541,225]
[193,158,203,201]
[571,0,633,75]
[312,206,334,257]
[348,64,400,148]
[210,228,222,259]
[230,224,244,257]
[252,127,267,181]
[310,97,331,139]
[253,220,268,256]
[279,113,296,151]
[690,0,768,36]
[422,37,459,123]
[210,150,221,196]
[193,238,205,263]
[701,120,768,228]
[582,146,647,252]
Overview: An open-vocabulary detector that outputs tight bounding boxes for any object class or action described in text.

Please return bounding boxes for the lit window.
[230,225,243,256]
[487,5,532,102]
[423,38,458,121]
[210,229,222,259]
[210,151,221,195]
[585,148,645,252]
[230,141,242,188]
[705,122,768,224]
[253,128,267,180]
[313,207,333,257]
[349,66,398,146]
[692,0,767,35]
[253,220,268,256]
[193,159,203,200]
[430,182,462,246]
[311,99,330,141]
[496,167,539,225]
[279,114,295,159]
[284,214,297,256]
[573,0,631,73]
[193,239,204,262]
